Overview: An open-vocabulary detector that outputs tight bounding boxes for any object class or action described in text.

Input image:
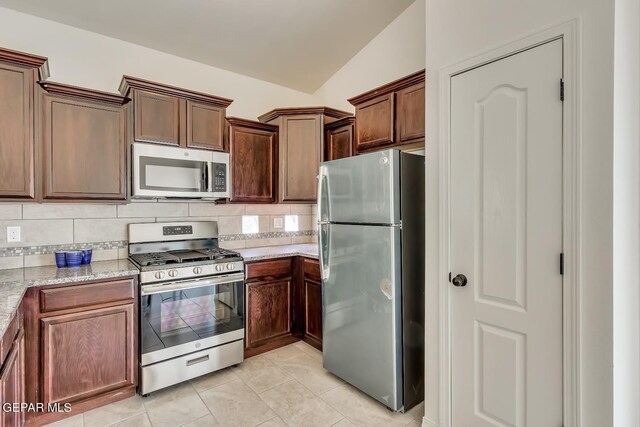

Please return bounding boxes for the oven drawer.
[140,339,244,394]
[40,278,135,313]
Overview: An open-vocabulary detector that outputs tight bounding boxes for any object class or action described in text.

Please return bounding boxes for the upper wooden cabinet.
[348,70,425,154]
[227,117,278,203]
[119,76,232,152]
[324,116,355,162]
[0,48,49,201]
[40,82,129,201]
[259,107,351,203]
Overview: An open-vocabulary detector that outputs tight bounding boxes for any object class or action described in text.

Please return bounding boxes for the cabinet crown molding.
[0,46,50,80]
[324,115,355,130]
[348,69,425,106]
[40,81,129,105]
[119,75,233,107]
[258,106,352,123]
[227,116,279,131]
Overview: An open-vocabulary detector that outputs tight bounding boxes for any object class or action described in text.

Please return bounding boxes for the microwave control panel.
[212,163,227,192]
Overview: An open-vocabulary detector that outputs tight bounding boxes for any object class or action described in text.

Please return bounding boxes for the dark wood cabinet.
[41,304,135,405]
[301,258,322,350]
[24,277,138,426]
[259,107,351,203]
[244,258,297,356]
[0,48,48,201]
[349,70,425,154]
[120,76,232,152]
[324,116,355,161]
[0,306,25,427]
[40,82,128,201]
[133,90,181,146]
[227,117,278,203]
[396,80,425,144]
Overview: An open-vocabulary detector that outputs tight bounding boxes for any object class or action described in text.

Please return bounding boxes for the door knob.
[452,274,468,287]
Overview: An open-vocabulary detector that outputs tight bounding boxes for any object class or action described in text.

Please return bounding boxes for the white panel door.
[450,39,563,427]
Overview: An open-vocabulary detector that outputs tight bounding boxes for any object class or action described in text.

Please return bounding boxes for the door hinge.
[560,78,565,102]
[560,253,564,275]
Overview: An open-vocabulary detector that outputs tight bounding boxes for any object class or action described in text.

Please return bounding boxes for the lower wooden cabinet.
[301,258,322,350]
[24,276,138,426]
[244,257,323,357]
[244,259,296,356]
[0,314,25,427]
[40,305,135,405]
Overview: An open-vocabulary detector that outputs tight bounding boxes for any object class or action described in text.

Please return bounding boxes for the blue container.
[81,249,93,264]
[54,251,66,268]
[65,251,83,267]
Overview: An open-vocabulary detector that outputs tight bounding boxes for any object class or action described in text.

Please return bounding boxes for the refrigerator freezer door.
[319,149,400,225]
[322,223,403,410]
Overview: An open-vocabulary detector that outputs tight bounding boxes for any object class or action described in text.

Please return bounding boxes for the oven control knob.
[193,267,203,274]
[155,271,166,280]
[168,269,178,278]
[226,263,235,270]
[215,264,224,272]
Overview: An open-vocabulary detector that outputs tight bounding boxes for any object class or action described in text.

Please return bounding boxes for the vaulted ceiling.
[0,0,415,92]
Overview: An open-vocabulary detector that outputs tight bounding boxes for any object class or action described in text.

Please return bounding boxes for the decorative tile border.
[0,230,318,257]
[220,230,317,241]
[0,241,127,257]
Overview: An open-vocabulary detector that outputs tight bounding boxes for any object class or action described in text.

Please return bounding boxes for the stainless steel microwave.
[132,143,230,199]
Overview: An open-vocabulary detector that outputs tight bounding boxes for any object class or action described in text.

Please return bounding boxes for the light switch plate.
[273,217,284,229]
[6,226,21,243]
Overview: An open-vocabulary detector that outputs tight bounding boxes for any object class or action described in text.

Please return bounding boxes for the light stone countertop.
[0,259,139,341]
[237,243,319,262]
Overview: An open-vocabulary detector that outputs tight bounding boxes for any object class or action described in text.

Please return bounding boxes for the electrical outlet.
[6,226,21,243]
[273,217,284,229]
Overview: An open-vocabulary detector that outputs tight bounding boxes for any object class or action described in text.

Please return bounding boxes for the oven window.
[139,156,207,192]
[141,281,244,355]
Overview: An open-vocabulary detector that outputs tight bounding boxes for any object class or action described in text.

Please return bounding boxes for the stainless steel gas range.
[127,221,245,395]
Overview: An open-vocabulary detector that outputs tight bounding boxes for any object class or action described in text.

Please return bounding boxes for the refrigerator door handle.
[317,165,328,223]
[318,222,330,281]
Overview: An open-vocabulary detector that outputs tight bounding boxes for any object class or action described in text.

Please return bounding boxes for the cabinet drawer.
[303,258,320,280]
[40,278,135,313]
[245,258,292,281]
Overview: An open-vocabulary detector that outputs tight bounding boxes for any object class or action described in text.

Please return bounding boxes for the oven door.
[140,272,244,366]
[132,142,215,199]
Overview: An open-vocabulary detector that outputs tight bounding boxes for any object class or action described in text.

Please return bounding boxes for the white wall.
[425,2,615,427]
[613,0,640,424]
[312,0,425,111]
[0,7,313,119]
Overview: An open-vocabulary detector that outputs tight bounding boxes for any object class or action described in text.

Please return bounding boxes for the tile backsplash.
[0,202,318,270]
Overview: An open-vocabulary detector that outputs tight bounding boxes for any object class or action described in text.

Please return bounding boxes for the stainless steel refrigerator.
[318,149,425,412]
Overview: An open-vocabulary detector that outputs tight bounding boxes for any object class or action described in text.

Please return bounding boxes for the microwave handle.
[201,163,209,192]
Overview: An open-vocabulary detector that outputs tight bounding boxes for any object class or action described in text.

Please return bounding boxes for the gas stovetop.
[127,221,244,284]
[129,247,240,268]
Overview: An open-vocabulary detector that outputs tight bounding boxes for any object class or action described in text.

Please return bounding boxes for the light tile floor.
[45,341,424,427]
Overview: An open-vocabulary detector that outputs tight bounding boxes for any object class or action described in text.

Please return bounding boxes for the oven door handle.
[140,272,245,296]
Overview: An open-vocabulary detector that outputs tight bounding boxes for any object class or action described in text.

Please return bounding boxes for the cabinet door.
[229,124,277,203]
[40,305,135,405]
[354,93,394,152]
[0,330,24,427]
[245,279,292,349]
[396,81,425,144]
[0,63,34,200]
[280,115,321,202]
[42,95,126,200]
[133,90,181,146]
[324,122,353,161]
[304,278,323,348]
[186,100,225,151]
